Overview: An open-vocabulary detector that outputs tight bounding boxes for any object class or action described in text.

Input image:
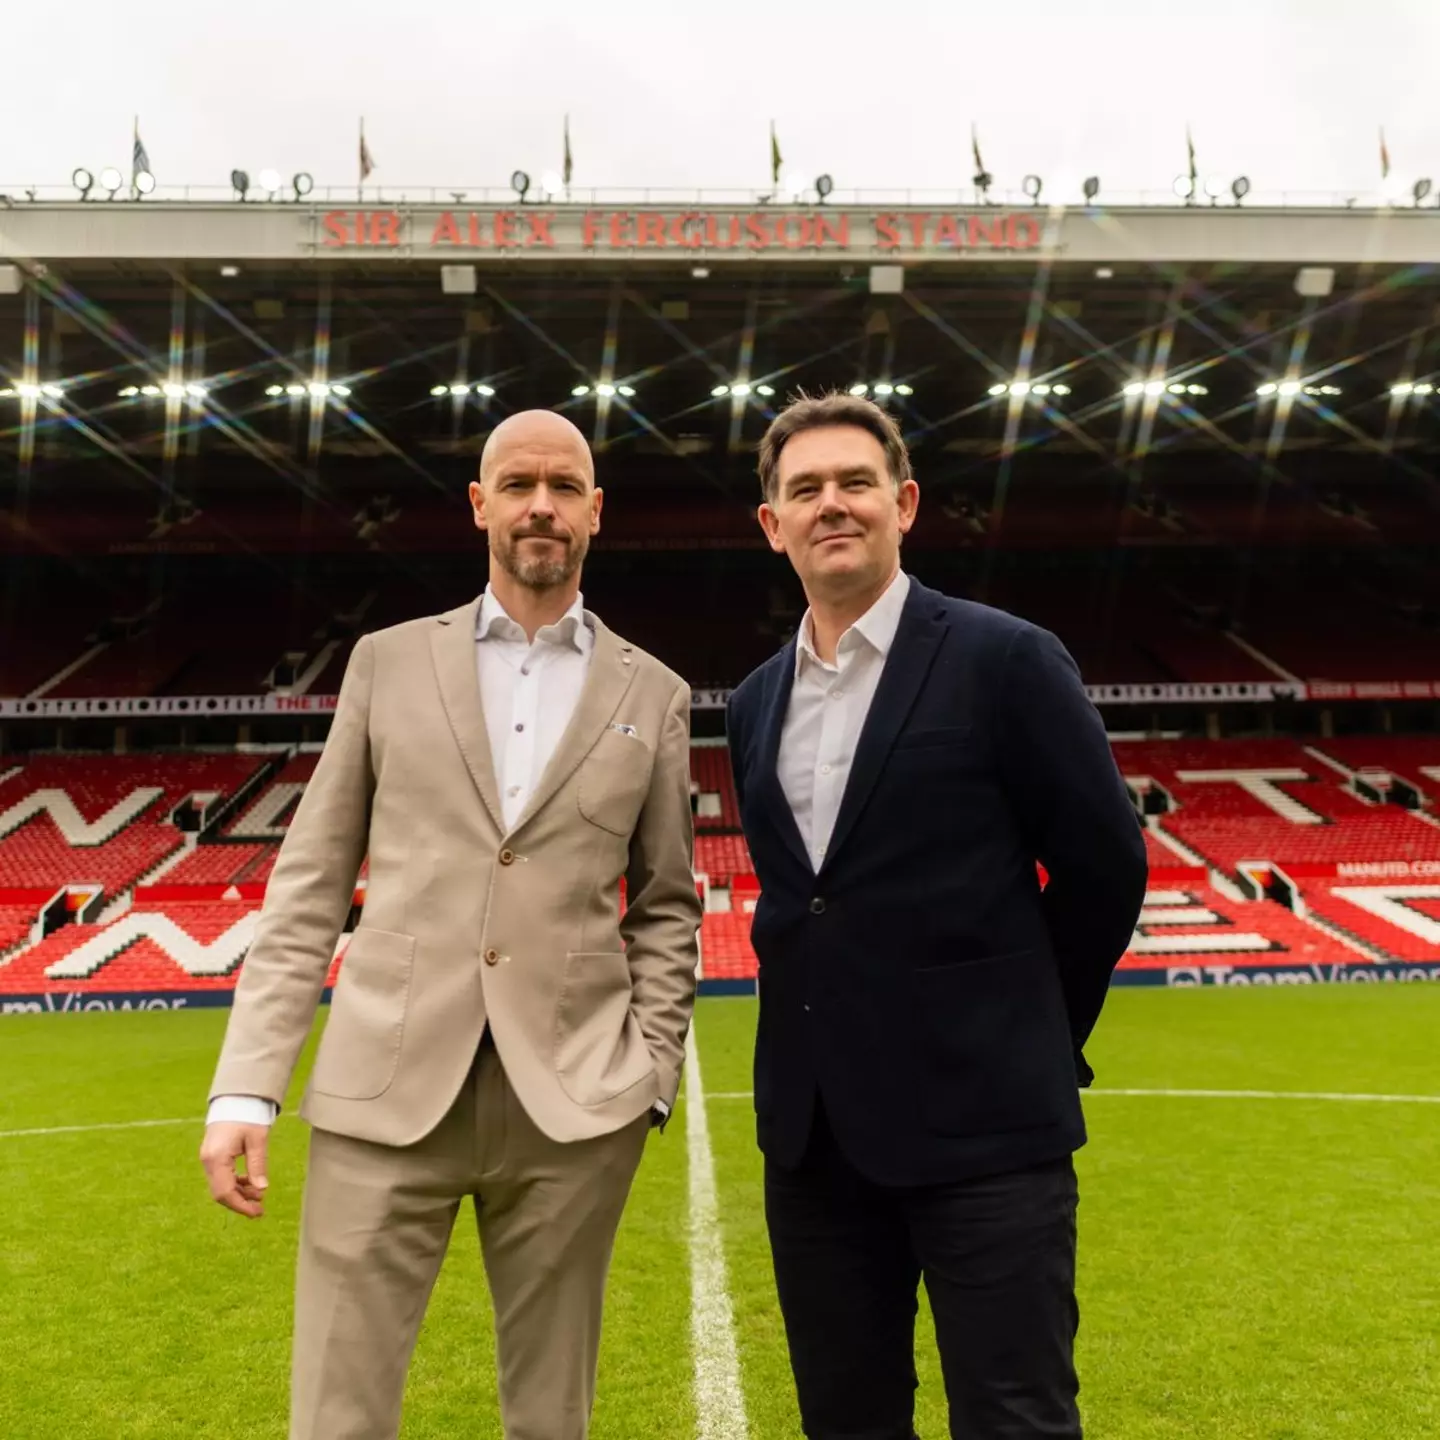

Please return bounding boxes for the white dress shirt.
[208,585,597,1129]
[778,570,910,871]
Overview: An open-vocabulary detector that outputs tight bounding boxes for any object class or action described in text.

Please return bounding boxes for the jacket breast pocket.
[311,927,415,1101]
[577,728,654,837]
[891,724,975,753]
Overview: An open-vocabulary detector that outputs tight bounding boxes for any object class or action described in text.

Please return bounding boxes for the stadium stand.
[2,733,1437,998]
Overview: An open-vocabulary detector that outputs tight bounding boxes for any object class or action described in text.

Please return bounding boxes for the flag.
[1186,124,1198,190]
[359,119,375,185]
[132,118,150,177]
[563,114,573,188]
[971,123,985,179]
[1380,126,1391,180]
[770,120,783,186]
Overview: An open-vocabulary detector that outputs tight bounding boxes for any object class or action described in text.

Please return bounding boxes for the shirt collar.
[795,570,910,677]
[477,584,593,654]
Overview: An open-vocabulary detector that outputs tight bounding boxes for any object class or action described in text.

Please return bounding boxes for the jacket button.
[498,848,515,866]
[809,897,826,915]
[484,947,500,965]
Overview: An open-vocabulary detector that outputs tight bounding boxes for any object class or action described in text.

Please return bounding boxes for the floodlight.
[511,170,531,202]
[231,169,250,200]
[1022,174,1043,203]
[815,173,834,202]
[72,168,94,200]
[100,167,123,197]
[292,172,314,200]
[1082,176,1101,203]
[134,170,156,196]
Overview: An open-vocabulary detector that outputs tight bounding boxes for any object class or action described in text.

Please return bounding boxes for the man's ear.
[757,502,786,554]
[590,486,604,535]
[468,480,487,533]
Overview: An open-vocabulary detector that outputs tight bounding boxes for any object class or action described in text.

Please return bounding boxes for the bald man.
[201,411,702,1440]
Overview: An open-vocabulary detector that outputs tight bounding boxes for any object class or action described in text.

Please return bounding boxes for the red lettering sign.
[318,208,1047,255]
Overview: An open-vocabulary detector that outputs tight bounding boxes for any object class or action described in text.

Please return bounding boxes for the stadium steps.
[1293,905,1397,965]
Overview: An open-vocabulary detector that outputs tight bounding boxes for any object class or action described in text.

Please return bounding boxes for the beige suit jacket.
[209,597,702,1147]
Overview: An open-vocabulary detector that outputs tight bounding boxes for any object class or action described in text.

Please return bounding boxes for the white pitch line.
[704,1088,1440,1105]
[0,1116,199,1140]
[685,1028,749,1440]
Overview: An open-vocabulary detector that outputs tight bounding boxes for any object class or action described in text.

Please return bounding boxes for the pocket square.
[609,722,639,739]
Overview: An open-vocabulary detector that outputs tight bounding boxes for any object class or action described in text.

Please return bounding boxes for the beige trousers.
[289,1039,650,1440]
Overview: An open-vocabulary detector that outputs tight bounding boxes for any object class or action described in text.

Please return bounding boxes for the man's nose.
[817,485,848,515]
[528,484,558,516]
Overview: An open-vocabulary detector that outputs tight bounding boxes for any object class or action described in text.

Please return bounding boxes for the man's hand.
[200,1122,271,1218]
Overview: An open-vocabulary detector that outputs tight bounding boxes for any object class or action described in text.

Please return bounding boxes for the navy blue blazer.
[725,578,1148,1186]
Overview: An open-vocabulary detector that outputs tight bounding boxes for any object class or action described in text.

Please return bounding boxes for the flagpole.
[132,114,138,197]
[359,116,365,202]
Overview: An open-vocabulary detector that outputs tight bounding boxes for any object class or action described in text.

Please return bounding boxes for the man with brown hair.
[200,410,701,1440]
[727,392,1147,1439]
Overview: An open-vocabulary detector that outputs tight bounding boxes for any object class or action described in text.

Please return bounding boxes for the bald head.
[479,409,593,490]
[469,408,603,600]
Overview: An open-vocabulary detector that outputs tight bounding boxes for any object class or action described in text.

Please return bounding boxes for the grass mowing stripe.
[685,1026,749,1440]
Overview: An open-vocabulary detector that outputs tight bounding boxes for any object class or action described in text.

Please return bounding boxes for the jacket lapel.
[430,599,505,834]
[819,583,949,876]
[512,617,637,832]
[756,640,813,874]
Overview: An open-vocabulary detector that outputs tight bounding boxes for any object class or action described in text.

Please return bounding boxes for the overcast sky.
[6,0,1440,202]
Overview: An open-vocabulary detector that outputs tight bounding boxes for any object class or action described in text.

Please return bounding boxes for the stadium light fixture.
[572,384,592,397]
[539,170,565,200]
[873,382,895,396]
[1415,383,1435,395]
[284,383,306,397]
[731,382,752,397]
[988,382,1008,396]
[1278,381,1302,397]
[258,169,282,199]
[7,381,63,400]
[511,170,531,203]
[1022,174,1043,204]
[219,264,240,277]
[474,383,496,397]
[448,383,470,396]
[815,174,834,203]
[1203,174,1225,202]
[266,384,284,397]
[848,383,868,396]
[1143,380,1166,396]
[134,170,156,196]
[1172,175,1195,202]
[1031,383,1050,396]
[1095,266,1114,279]
[292,172,314,201]
[756,384,775,397]
[161,382,186,399]
[895,383,913,396]
[1082,176,1101,204]
[1414,178,1433,206]
[118,385,139,398]
[1303,384,1341,396]
[72,168,94,200]
[1232,176,1251,205]
[231,169,250,201]
[616,384,635,398]
[430,384,448,397]
[692,266,711,279]
[596,383,617,397]
[100,167,123,198]
[140,384,160,397]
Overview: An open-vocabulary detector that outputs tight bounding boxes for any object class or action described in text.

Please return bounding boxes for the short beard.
[493,530,586,591]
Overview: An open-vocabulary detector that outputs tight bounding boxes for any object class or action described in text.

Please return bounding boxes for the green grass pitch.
[2,987,1437,1438]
